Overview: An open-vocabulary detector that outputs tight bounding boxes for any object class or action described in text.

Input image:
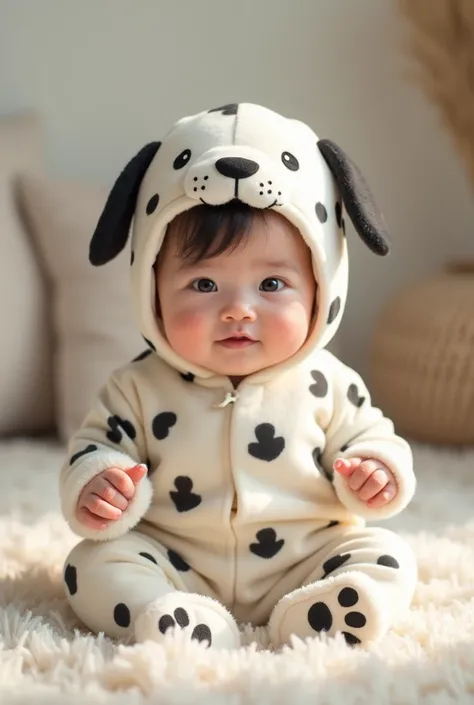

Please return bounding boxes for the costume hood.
[89,102,390,381]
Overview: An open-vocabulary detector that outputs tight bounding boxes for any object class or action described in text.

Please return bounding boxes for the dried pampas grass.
[398,0,474,189]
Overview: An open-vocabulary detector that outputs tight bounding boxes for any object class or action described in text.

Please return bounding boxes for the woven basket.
[369,262,474,445]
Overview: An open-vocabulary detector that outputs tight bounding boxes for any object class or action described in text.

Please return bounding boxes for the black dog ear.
[89,141,161,266]
[317,139,390,255]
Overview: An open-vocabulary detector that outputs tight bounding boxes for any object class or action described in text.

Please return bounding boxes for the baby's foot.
[134,592,241,650]
[268,572,387,649]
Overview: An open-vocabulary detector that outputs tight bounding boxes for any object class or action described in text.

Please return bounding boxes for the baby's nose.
[221,299,256,321]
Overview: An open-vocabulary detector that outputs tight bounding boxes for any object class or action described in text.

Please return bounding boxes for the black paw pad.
[308,601,332,632]
[170,476,202,512]
[249,528,284,559]
[152,412,177,440]
[248,423,285,461]
[342,631,361,646]
[338,587,359,607]
[191,623,212,645]
[64,563,77,595]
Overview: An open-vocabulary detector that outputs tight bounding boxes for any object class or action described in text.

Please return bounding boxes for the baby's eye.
[192,278,217,293]
[260,278,284,292]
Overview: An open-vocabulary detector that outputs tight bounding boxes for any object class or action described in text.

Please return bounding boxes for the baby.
[60,103,417,650]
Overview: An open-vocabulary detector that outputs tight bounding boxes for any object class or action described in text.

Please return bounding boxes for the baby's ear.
[89,141,161,266]
[317,139,390,255]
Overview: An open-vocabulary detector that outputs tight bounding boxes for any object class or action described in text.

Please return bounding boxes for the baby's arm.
[59,370,153,541]
[320,356,416,520]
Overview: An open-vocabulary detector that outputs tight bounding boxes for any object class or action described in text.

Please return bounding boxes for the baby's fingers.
[333,457,362,477]
[82,493,122,521]
[367,481,397,508]
[76,506,111,531]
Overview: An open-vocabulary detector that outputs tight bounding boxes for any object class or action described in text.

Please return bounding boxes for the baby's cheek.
[272,303,312,345]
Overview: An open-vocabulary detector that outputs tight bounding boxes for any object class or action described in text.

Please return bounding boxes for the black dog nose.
[215,157,260,179]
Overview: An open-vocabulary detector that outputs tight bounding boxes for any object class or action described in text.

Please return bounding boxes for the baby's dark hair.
[163,200,269,265]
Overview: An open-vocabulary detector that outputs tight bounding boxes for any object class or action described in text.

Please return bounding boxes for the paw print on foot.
[159,607,212,646]
[308,586,368,646]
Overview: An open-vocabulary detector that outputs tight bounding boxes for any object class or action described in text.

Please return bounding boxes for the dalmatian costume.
[60,103,417,650]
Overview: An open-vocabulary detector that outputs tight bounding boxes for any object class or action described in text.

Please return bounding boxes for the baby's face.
[155,211,316,381]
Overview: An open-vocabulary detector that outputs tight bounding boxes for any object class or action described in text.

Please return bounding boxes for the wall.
[1,0,473,377]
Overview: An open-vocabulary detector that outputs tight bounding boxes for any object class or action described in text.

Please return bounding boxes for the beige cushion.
[17,174,143,442]
[0,113,54,435]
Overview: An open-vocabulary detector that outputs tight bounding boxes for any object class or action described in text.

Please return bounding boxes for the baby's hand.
[76,464,147,530]
[333,457,397,508]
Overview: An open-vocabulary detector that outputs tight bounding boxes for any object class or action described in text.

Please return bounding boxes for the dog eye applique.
[281,151,299,172]
[173,149,192,170]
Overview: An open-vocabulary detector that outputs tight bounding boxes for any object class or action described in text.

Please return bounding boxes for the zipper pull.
[213,391,239,408]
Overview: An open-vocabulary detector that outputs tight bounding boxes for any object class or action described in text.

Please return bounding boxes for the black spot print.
[347,384,365,408]
[142,336,156,351]
[308,602,332,632]
[168,549,190,572]
[152,412,177,440]
[133,349,152,362]
[316,202,328,223]
[114,603,131,628]
[335,201,342,228]
[139,552,158,565]
[312,447,333,482]
[70,444,97,466]
[106,416,136,444]
[248,424,285,462]
[377,555,400,569]
[281,151,299,171]
[338,587,359,608]
[173,149,191,170]
[340,443,350,453]
[327,520,340,528]
[146,194,159,214]
[130,250,135,265]
[170,476,202,512]
[250,528,284,559]
[180,372,195,383]
[322,553,351,578]
[64,564,77,595]
[208,103,238,116]
[158,608,212,646]
[327,297,341,325]
[309,370,328,398]
[345,611,366,628]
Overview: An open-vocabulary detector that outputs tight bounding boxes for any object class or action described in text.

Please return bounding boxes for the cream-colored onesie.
[60,103,417,650]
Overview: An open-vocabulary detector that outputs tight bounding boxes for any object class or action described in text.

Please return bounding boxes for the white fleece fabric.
[59,103,417,648]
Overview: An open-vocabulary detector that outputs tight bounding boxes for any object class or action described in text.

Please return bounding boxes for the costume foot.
[134,592,241,650]
[268,572,387,649]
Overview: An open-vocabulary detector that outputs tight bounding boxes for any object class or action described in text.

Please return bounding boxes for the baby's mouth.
[217,335,256,349]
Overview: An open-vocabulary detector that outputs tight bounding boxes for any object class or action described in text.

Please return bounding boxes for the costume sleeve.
[59,370,153,541]
[320,357,416,520]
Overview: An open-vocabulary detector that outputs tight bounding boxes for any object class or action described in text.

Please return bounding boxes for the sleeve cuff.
[332,443,416,520]
[60,449,154,541]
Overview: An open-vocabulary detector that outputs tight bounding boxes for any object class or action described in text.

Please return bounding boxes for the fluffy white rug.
[1,438,474,704]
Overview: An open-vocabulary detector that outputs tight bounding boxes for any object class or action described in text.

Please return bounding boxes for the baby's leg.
[268,525,417,649]
[63,530,240,649]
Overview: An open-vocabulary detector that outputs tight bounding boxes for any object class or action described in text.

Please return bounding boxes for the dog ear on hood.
[317,139,390,256]
[89,141,161,266]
